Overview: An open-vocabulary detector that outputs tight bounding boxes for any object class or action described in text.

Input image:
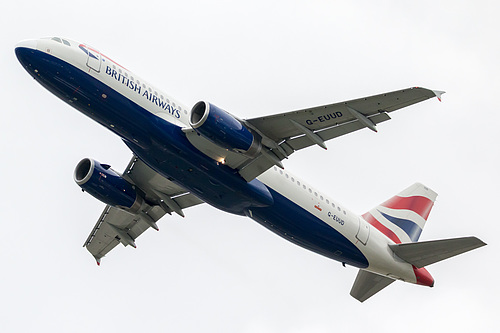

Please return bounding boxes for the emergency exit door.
[356,217,370,245]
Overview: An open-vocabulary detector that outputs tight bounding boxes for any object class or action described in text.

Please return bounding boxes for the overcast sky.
[2,1,498,332]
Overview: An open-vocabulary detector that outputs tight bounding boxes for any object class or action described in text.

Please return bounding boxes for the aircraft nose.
[15,39,39,69]
[15,39,38,51]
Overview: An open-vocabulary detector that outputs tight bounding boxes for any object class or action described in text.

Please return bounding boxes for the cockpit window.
[50,37,71,46]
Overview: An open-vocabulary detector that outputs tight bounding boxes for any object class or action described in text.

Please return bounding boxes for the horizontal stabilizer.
[389,236,486,268]
[350,270,395,302]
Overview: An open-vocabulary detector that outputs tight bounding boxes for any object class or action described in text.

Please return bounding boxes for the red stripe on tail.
[381,196,434,220]
[362,213,401,244]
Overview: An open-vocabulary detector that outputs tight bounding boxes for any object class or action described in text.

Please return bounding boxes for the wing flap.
[350,269,395,302]
[238,154,276,182]
[389,236,486,268]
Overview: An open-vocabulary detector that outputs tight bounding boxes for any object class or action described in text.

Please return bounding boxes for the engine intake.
[190,101,261,156]
[74,158,142,212]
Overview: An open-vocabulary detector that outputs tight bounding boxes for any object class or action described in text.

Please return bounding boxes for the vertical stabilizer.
[362,183,437,243]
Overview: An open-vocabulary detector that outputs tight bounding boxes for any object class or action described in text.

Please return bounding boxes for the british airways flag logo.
[363,194,434,243]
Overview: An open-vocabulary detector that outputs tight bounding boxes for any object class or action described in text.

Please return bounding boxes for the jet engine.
[189,101,261,157]
[74,158,142,212]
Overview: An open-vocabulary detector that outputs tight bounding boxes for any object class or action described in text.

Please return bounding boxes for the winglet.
[432,90,446,102]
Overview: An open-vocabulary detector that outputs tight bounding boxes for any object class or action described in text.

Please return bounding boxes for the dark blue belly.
[249,188,369,268]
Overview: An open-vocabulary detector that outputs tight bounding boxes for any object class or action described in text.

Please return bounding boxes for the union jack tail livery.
[351,183,485,302]
[363,183,437,244]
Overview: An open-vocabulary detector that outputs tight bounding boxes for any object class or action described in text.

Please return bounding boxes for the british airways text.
[105,66,181,118]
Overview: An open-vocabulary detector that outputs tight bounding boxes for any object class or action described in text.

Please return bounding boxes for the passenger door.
[85,44,101,73]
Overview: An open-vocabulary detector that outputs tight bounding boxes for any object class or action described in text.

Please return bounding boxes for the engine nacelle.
[74,158,142,212]
[189,101,261,156]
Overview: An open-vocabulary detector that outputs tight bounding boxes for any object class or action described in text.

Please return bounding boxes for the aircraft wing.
[185,87,443,181]
[246,87,443,144]
[83,156,204,264]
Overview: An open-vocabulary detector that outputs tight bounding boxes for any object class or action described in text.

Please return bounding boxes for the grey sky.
[1,1,498,332]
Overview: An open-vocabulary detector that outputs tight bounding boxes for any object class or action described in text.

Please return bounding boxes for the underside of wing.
[246,87,442,142]
[83,156,204,264]
[185,87,442,181]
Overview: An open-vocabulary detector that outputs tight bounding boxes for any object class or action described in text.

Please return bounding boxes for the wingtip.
[432,90,446,102]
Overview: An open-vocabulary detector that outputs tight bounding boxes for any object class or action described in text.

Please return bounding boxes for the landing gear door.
[356,217,370,245]
[85,44,101,73]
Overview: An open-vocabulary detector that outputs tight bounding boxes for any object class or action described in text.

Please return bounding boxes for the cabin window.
[285,174,289,179]
[320,195,324,201]
[291,177,294,182]
[326,199,330,204]
[314,192,318,197]
[297,181,300,186]
[331,203,335,208]
[279,170,283,175]
[273,167,277,171]
[303,185,306,189]
[309,188,312,193]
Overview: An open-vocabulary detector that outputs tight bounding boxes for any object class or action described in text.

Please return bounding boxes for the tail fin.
[362,183,437,243]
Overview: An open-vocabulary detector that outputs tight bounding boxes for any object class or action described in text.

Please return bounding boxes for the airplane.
[15,37,486,302]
